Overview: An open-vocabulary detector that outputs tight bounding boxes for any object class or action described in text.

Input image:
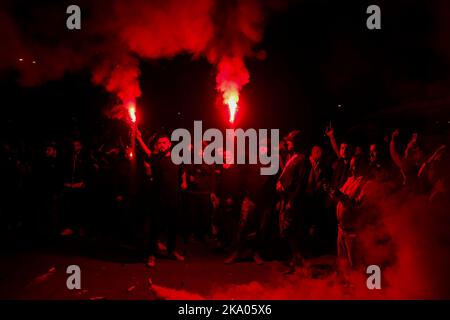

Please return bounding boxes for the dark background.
[1,0,450,149]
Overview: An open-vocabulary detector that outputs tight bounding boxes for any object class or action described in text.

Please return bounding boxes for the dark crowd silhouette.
[1,121,449,275]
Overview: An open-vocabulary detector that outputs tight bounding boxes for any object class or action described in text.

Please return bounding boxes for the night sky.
[1,0,450,147]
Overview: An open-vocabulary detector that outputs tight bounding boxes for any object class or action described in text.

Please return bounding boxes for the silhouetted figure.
[35,141,63,237]
[136,131,186,267]
[277,130,307,273]
[60,139,90,237]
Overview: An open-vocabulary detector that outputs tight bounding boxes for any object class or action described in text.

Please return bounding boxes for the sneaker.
[168,251,185,262]
[146,255,156,268]
[157,241,167,253]
[253,252,264,265]
[60,228,74,236]
[282,265,297,275]
[224,251,239,264]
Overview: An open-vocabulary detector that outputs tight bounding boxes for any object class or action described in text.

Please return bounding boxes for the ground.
[0,240,296,299]
[0,238,341,300]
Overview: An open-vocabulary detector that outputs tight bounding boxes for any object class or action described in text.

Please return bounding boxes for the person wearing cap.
[276,130,308,273]
[325,127,353,189]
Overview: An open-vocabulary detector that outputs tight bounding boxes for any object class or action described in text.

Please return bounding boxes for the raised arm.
[404,133,418,160]
[325,127,340,158]
[418,144,447,178]
[136,129,151,157]
[389,129,403,169]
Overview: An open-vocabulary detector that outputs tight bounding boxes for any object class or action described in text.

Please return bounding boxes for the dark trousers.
[60,187,87,232]
[147,193,180,256]
[279,197,308,262]
[188,192,212,240]
[217,196,241,247]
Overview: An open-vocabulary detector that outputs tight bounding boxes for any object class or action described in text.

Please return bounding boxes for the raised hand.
[325,126,334,138]
[391,129,399,141]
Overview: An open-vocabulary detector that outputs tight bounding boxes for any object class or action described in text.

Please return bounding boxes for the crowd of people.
[1,122,449,275]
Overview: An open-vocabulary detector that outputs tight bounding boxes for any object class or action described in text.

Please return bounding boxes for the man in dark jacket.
[276,130,307,273]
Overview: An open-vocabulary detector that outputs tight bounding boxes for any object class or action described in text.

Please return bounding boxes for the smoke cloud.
[0,0,284,116]
[150,176,450,300]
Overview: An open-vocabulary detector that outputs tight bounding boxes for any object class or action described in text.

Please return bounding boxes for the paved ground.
[1,238,338,300]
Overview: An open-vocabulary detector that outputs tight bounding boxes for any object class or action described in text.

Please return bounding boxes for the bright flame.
[222,84,239,124]
[225,93,238,124]
[127,102,137,123]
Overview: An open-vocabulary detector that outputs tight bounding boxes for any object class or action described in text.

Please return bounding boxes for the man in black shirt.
[137,131,186,267]
[60,139,90,237]
[325,127,353,189]
[35,141,63,237]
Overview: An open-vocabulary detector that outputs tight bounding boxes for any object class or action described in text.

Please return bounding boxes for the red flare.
[225,91,238,124]
[127,101,137,123]
[220,81,240,124]
[216,57,249,125]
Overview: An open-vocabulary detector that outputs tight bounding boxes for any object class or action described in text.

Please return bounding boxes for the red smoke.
[92,0,214,120]
[0,0,277,121]
[113,0,214,59]
[92,53,141,106]
[150,175,450,300]
[216,57,248,123]
[206,0,266,123]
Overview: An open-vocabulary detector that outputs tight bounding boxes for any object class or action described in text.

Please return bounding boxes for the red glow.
[216,57,249,125]
[222,83,239,124]
[129,151,134,159]
[127,101,137,123]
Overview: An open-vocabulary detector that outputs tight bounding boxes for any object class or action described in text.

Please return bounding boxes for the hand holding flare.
[126,101,137,160]
[127,101,137,124]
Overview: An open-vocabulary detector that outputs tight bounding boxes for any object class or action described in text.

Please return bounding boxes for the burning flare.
[221,81,240,124]
[215,57,249,125]
[127,101,137,123]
